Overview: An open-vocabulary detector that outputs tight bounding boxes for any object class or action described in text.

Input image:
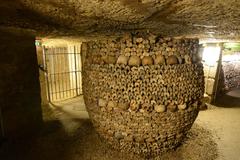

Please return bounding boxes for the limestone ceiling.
[1,0,240,40]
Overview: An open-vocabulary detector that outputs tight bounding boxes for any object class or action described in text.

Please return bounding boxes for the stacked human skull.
[83,32,204,157]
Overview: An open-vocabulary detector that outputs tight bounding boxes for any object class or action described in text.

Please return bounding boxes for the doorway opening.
[36,40,89,123]
[199,42,240,107]
[43,45,83,102]
[200,42,240,107]
[220,43,240,94]
[215,43,240,107]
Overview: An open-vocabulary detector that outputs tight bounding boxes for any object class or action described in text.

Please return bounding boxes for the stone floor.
[53,96,89,119]
[0,92,240,160]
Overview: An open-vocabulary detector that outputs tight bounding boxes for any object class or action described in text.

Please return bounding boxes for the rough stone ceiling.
[1,0,240,40]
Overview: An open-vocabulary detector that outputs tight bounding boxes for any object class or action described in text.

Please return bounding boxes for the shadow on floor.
[215,89,240,108]
[0,96,219,160]
[0,119,96,160]
[0,119,219,160]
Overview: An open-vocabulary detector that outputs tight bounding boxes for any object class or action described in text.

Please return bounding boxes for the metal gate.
[43,46,82,102]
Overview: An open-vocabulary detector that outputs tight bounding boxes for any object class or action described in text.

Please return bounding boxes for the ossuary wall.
[83,32,204,156]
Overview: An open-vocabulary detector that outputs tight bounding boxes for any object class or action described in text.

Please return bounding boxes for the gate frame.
[42,46,82,102]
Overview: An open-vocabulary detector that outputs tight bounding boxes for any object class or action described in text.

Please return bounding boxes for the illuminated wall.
[201,42,240,100]
[201,44,221,102]
[38,41,83,102]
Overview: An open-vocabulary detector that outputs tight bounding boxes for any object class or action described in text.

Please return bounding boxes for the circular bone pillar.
[83,33,204,157]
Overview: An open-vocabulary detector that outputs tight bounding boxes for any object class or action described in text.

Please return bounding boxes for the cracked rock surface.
[1,0,240,39]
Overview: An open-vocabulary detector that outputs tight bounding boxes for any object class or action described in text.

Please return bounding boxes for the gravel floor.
[0,104,219,160]
[3,91,240,160]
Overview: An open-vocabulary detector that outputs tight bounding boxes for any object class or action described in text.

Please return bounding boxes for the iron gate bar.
[58,48,61,99]
[63,50,69,97]
[44,46,83,102]
[70,62,72,97]
[63,51,67,98]
[71,61,74,96]
[52,47,57,100]
[42,46,52,102]
[61,48,65,99]
[52,47,57,101]
[74,46,79,96]
[55,48,59,100]
[70,48,73,98]
[55,48,59,99]
[63,47,67,98]
[49,47,54,99]
[58,48,62,99]
[56,48,63,99]
[49,48,53,100]
[63,49,68,98]
[63,49,67,97]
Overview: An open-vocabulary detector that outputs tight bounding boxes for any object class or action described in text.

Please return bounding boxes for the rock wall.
[83,33,204,157]
[2,1,240,39]
[36,43,48,105]
[0,29,42,138]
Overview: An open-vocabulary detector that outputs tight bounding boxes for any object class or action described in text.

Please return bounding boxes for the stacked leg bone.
[83,33,204,157]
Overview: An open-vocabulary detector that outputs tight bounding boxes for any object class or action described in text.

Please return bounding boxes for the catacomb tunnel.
[0,1,240,160]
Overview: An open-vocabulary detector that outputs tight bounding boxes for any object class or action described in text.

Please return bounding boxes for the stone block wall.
[203,63,218,96]
[83,32,204,157]
[0,29,42,138]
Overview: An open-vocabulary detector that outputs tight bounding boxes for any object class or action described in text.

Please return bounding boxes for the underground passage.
[0,1,240,160]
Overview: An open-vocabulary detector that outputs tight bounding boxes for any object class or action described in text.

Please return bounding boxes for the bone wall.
[83,33,204,157]
[222,60,240,90]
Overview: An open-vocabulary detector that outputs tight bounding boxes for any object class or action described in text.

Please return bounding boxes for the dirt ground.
[0,93,240,160]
